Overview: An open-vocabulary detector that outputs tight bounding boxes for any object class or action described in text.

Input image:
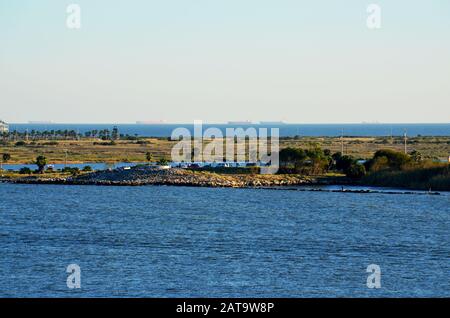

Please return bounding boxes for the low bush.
[15,141,27,147]
[62,167,81,175]
[93,141,116,146]
[19,167,32,174]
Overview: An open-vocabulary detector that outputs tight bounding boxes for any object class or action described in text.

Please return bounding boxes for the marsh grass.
[362,164,450,190]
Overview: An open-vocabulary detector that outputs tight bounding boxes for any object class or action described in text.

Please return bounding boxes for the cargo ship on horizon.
[136,120,167,125]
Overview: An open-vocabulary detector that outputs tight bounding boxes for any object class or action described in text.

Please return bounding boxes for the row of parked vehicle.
[171,162,262,169]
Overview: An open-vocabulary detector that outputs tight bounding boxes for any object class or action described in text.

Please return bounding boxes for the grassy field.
[1,136,449,164]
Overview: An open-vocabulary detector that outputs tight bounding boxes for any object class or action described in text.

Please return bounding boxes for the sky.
[0,0,449,124]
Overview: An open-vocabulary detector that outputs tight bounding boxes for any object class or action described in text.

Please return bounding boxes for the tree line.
[1,127,120,141]
[279,146,439,180]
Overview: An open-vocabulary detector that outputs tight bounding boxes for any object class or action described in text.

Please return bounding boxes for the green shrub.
[62,167,80,175]
[93,141,116,146]
[346,163,366,179]
[336,155,355,172]
[19,167,32,174]
[365,149,411,171]
[35,155,47,173]
[157,158,169,165]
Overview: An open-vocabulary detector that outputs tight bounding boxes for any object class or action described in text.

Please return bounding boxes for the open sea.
[8,123,450,137]
[0,183,449,297]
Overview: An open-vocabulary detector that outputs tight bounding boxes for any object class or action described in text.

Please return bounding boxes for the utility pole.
[64,149,68,169]
[404,130,407,154]
[341,129,344,155]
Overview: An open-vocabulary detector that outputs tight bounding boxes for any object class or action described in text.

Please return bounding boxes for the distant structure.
[28,121,53,124]
[227,121,254,125]
[259,121,286,125]
[136,120,166,125]
[403,130,408,154]
[0,120,9,133]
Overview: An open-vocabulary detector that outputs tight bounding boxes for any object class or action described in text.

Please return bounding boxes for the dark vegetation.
[93,141,117,146]
[362,149,450,190]
[194,166,261,175]
[279,146,450,190]
[278,146,365,178]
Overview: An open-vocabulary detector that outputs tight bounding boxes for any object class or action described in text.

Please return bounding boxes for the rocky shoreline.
[2,166,326,188]
[1,166,444,195]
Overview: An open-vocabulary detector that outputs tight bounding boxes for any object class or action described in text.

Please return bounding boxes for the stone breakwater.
[3,166,314,188]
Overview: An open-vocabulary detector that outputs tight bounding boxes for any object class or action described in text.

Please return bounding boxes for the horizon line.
[4,122,450,126]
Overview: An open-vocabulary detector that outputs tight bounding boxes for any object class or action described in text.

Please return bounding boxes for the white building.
[0,120,8,133]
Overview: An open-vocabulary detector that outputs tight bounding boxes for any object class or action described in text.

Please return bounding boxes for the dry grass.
[1,136,449,164]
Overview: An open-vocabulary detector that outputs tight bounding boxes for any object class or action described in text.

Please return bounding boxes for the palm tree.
[146,152,153,165]
[35,155,47,174]
[1,153,11,171]
[2,153,10,163]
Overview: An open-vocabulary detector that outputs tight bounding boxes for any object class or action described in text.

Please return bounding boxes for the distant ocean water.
[8,123,450,137]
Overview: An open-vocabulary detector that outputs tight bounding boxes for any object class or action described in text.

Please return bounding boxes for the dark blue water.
[8,123,450,137]
[0,183,449,297]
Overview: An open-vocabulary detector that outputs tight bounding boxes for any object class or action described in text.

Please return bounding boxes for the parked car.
[215,162,231,168]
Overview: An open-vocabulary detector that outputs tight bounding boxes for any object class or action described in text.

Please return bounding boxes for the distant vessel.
[227,121,286,125]
[136,120,166,125]
[361,121,382,124]
[259,121,287,125]
[28,121,53,124]
[227,121,254,125]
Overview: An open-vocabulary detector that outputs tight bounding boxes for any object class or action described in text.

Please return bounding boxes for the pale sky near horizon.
[1,0,449,124]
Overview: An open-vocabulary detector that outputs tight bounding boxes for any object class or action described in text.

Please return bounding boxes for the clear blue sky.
[1,0,449,123]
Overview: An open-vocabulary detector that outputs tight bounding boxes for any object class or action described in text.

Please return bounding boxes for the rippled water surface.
[0,183,449,297]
